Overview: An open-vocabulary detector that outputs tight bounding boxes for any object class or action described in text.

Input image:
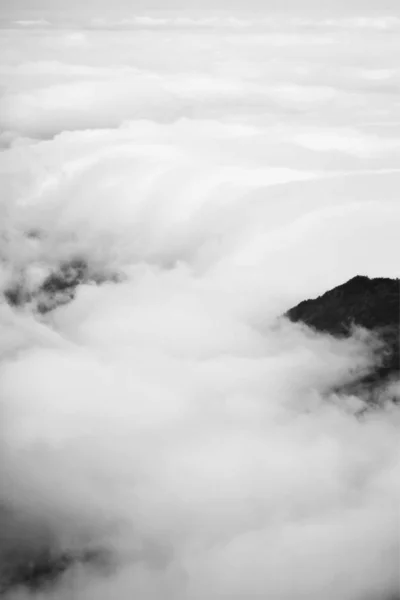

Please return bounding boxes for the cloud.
[95,15,253,30]
[0,10,399,600]
[0,78,179,137]
[1,14,400,142]
[13,19,51,27]
[292,128,400,157]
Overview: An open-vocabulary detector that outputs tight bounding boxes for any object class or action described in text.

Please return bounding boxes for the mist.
[0,4,399,600]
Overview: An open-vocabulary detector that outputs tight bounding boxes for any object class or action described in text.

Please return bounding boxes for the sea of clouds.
[0,9,399,600]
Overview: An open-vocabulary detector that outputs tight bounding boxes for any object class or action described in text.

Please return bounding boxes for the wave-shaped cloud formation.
[0,9,399,600]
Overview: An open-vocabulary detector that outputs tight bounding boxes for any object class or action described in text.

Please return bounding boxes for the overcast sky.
[2,0,400,15]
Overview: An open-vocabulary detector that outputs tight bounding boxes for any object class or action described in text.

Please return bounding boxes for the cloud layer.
[0,8,399,600]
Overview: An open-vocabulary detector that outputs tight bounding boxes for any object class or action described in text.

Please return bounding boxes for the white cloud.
[292,128,400,156]
[13,19,51,27]
[0,11,399,600]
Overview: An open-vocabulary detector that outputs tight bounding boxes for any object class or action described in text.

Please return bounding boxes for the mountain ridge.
[285,275,399,398]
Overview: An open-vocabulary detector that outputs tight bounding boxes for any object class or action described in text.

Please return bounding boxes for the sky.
[2,0,400,13]
[0,2,399,599]
[2,0,400,22]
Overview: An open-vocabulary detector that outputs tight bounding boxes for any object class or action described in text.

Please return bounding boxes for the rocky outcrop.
[2,256,120,314]
[285,275,399,400]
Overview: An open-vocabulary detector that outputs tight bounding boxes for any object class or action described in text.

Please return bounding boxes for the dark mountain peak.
[285,275,399,398]
[285,275,399,337]
[338,274,371,288]
[334,274,398,295]
[342,274,389,285]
